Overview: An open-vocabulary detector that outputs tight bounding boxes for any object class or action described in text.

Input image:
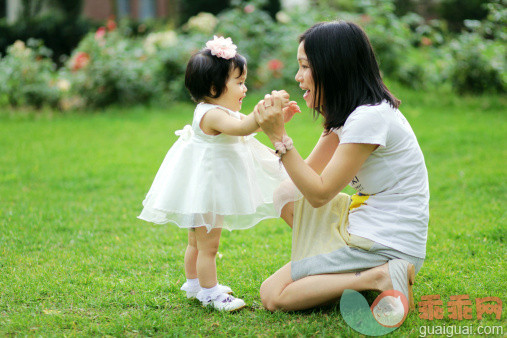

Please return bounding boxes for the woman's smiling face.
[295,41,317,108]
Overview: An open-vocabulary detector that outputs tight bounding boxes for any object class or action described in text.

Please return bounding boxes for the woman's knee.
[261,294,288,312]
[262,298,279,312]
[259,262,293,311]
[259,276,290,312]
[260,282,280,312]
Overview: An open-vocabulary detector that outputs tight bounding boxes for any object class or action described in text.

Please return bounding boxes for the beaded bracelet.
[274,135,294,159]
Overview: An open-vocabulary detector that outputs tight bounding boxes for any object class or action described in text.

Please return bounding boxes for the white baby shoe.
[197,291,246,312]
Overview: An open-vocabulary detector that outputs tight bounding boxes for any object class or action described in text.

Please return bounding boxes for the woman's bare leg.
[195,226,222,288]
[184,229,198,279]
[260,262,393,311]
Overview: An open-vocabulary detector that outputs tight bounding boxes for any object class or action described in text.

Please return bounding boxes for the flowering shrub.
[267,59,283,73]
[0,39,61,108]
[183,12,218,34]
[66,24,164,108]
[446,1,506,94]
[216,0,323,91]
[0,0,504,110]
[355,1,415,78]
[449,31,505,94]
[144,31,178,54]
[70,52,91,71]
[215,1,277,87]
[154,32,203,102]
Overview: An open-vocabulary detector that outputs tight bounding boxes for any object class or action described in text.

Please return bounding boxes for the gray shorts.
[291,241,425,281]
[287,191,425,281]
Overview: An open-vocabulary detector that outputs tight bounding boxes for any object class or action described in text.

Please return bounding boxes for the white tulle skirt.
[138,135,288,231]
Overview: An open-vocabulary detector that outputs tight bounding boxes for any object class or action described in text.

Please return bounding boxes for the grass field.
[0,84,506,336]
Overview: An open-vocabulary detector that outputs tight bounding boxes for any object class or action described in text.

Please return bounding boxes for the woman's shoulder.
[345,102,389,125]
[332,101,392,134]
[351,100,394,116]
[346,101,398,126]
[332,102,396,135]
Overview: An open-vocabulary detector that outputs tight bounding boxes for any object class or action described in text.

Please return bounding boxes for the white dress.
[138,103,288,231]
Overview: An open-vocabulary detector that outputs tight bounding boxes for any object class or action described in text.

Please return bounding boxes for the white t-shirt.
[334,101,429,258]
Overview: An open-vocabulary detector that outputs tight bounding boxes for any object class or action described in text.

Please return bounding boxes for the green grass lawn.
[0,84,506,336]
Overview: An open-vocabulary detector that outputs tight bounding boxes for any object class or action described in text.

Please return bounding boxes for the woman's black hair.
[185,49,246,102]
[299,21,400,131]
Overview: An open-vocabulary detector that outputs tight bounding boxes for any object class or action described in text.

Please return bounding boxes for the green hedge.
[0,0,504,110]
[0,14,95,64]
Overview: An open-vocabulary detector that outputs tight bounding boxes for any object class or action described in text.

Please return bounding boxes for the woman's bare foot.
[369,260,415,311]
[373,262,394,293]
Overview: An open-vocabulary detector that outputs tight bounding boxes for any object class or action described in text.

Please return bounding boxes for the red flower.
[71,52,90,71]
[360,14,372,24]
[268,59,284,71]
[421,37,432,46]
[95,27,106,40]
[107,18,117,32]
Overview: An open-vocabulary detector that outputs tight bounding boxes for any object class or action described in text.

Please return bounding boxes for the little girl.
[138,36,300,311]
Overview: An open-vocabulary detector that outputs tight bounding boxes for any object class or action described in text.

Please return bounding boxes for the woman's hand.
[254,92,287,143]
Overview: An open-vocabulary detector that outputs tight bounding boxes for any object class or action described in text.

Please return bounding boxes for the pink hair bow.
[205,35,237,60]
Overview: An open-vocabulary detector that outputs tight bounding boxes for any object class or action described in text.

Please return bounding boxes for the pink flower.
[268,59,283,71]
[71,52,90,71]
[244,4,255,13]
[205,35,237,60]
[95,27,106,40]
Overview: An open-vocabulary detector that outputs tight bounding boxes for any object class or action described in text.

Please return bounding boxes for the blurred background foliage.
[0,0,505,109]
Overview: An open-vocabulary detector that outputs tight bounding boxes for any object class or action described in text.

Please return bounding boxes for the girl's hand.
[254,92,287,143]
[282,101,301,123]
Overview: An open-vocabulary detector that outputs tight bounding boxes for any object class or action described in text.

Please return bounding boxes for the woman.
[254,21,429,311]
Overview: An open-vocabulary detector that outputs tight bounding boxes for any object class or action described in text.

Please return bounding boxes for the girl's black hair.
[185,49,246,102]
[299,21,400,132]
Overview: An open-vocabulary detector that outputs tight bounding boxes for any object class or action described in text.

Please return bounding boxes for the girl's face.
[295,41,318,108]
[214,66,248,112]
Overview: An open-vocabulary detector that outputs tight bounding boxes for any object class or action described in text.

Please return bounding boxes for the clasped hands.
[254,90,300,142]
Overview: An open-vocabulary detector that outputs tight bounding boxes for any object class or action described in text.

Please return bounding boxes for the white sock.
[199,284,219,299]
[186,278,199,287]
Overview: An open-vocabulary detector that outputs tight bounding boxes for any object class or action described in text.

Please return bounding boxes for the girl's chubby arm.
[239,113,262,133]
[201,90,295,136]
[200,108,259,136]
